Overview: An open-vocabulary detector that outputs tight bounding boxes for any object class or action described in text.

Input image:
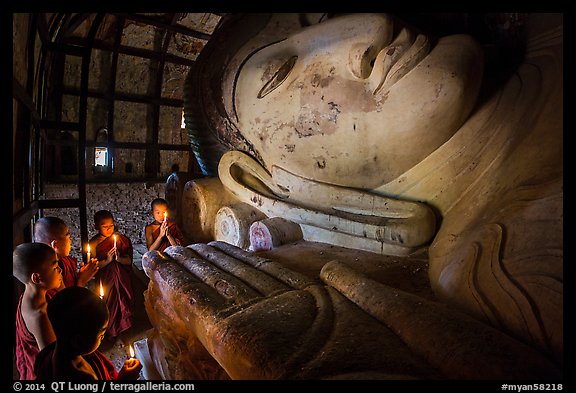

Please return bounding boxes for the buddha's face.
[228,13,484,188]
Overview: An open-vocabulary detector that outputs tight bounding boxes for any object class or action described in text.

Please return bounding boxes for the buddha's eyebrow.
[231,39,287,122]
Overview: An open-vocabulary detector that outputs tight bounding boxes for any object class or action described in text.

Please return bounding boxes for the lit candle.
[163,211,167,223]
[113,234,117,248]
[87,244,91,262]
[99,280,104,299]
[128,343,135,360]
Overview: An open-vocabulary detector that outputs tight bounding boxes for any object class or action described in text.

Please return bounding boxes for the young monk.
[33,216,99,297]
[34,286,142,380]
[13,242,62,380]
[88,210,135,341]
[145,197,185,252]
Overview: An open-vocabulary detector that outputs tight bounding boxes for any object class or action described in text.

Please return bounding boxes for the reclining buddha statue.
[142,13,563,380]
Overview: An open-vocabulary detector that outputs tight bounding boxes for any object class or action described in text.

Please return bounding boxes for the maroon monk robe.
[15,294,40,380]
[151,220,185,252]
[34,341,118,380]
[90,233,134,338]
[17,255,76,379]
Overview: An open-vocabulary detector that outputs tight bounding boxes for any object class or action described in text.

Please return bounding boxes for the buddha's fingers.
[208,240,318,290]
[188,243,292,296]
[142,249,226,318]
[163,245,261,305]
[320,260,561,380]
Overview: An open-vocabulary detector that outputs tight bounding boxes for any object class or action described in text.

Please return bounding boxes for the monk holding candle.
[34,286,141,380]
[33,216,99,297]
[145,197,185,252]
[88,210,135,341]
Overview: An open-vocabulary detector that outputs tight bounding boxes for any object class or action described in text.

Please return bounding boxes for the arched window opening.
[94,147,107,166]
[94,127,110,174]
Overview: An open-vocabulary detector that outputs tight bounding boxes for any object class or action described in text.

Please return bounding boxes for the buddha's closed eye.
[257,56,298,99]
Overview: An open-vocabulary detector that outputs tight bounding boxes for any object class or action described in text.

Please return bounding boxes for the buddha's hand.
[320,261,562,380]
[142,241,438,380]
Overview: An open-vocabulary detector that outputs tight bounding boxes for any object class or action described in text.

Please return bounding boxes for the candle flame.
[87,244,91,253]
[164,211,167,221]
[129,344,135,358]
[99,280,104,298]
